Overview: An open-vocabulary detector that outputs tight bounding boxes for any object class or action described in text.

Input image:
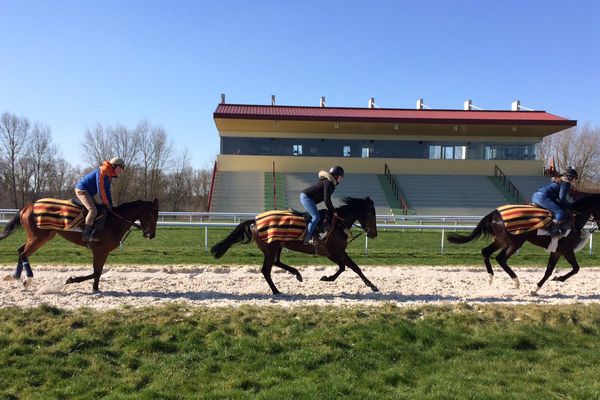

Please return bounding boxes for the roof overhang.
[214,104,577,138]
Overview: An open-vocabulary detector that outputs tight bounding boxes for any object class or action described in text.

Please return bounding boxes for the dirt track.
[1,265,599,309]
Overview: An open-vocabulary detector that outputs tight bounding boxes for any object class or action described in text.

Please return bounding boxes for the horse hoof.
[512,278,520,289]
[65,277,74,284]
[371,286,380,293]
[22,278,32,288]
[296,275,303,282]
[530,289,539,296]
[3,274,17,282]
[320,276,332,282]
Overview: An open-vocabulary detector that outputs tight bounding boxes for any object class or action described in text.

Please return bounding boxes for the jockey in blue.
[75,157,125,241]
[300,166,344,244]
[532,167,579,237]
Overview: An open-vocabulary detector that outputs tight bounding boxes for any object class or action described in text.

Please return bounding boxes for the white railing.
[1,210,595,255]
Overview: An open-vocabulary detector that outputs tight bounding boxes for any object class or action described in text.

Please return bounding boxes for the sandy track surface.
[1,265,599,309]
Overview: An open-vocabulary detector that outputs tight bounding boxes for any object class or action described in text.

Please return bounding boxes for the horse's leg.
[337,251,378,292]
[495,244,522,288]
[482,241,501,286]
[552,249,580,282]
[13,231,56,286]
[65,250,109,291]
[273,247,302,282]
[320,256,345,282]
[261,245,280,295]
[531,252,562,295]
[91,250,110,292]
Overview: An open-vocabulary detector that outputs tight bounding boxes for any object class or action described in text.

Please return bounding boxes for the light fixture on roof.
[464,100,484,110]
[271,95,276,106]
[273,121,279,128]
[220,93,226,104]
[511,100,535,111]
[368,97,377,108]
[416,98,431,109]
[334,122,339,129]
[512,125,517,132]
[453,125,459,131]
[320,96,326,107]
[394,124,399,130]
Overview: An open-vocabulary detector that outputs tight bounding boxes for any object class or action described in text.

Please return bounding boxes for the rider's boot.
[82,224,98,242]
[302,232,311,245]
[550,220,561,237]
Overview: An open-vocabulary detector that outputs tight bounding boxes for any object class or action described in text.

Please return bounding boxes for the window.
[429,145,466,159]
[293,144,302,156]
[343,146,351,157]
[361,147,370,158]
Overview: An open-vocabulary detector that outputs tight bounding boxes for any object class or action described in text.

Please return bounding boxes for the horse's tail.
[210,219,254,259]
[447,211,495,244]
[0,212,22,241]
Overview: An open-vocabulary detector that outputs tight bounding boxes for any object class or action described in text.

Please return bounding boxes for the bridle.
[324,211,373,245]
[109,208,151,244]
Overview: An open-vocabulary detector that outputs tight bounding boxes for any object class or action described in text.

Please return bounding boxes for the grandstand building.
[210,97,576,215]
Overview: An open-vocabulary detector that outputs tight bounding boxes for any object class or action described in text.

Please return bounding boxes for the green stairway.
[264,172,288,210]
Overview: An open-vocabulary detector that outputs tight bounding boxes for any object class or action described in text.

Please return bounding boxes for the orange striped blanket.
[497,204,553,235]
[33,198,84,231]
[255,210,307,244]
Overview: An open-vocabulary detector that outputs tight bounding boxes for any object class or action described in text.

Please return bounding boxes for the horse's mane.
[572,193,600,210]
[114,200,153,212]
[338,197,371,212]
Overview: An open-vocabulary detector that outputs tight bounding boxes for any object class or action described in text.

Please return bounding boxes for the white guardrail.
[0,209,595,255]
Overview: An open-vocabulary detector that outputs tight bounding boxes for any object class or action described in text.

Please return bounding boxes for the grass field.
[0,226,599,269]
[1,304,599,399]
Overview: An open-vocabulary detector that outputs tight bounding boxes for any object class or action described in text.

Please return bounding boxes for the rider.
[75,157,125,241]
[300,166,344,244]
[532,167,579,237]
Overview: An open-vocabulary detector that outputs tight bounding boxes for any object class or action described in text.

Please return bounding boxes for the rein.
[109,209,143,245]
[324,214,365,245]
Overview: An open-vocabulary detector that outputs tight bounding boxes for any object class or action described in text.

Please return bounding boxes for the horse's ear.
[153,198,159,208]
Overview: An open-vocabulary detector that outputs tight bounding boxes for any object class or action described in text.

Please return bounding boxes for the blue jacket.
[535,181,572,207]
[75,167,113,206]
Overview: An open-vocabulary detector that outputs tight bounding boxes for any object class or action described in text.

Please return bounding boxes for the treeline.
[0,112,213,210]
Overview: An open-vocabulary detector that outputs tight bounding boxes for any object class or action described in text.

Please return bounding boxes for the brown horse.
[447,194,600,294]
[0,199,159,291]
[211,197,378,295]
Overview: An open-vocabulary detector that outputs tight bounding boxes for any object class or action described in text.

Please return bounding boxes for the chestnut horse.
[211,197,378,295]
[0,199,159,291]
[447,194,600,294]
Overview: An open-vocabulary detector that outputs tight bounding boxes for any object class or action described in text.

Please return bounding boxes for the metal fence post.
[204,226,208,252]
[441,229,445,254]
[365,235,368,255]
[589,232,594,256]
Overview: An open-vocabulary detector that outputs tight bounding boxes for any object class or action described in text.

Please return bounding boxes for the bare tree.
[542,123,600,187]
[0,112,31,207]
[137,120,173,200]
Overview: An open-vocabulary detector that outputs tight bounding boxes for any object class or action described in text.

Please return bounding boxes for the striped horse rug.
[255,210,307,244]
[33,198,85,231]
[496,204,553,235]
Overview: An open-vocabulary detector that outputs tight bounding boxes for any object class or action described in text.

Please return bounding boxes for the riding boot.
[550,220,561,237]
[82,224,94,242]
[302,232,311,244]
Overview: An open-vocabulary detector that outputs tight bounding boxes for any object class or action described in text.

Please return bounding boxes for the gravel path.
[1,265,599,309]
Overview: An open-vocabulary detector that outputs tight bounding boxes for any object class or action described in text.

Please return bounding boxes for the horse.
[447,194,600,294]
[0,199,159,291]
[211,197,378,295]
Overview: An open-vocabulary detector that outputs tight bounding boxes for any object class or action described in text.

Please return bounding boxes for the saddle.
[255,209,332,244]
[32,198,107,232]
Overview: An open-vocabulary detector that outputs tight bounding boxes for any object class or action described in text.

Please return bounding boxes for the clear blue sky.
[1,0,599,169]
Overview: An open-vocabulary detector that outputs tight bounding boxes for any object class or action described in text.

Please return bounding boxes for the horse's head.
[355,196,377,239]
[139,198,159,239]
[571,193,600,229]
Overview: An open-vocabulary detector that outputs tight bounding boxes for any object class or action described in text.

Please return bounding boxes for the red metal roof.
[214,104,576,126]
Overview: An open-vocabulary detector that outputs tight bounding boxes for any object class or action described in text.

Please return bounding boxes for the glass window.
[444,146,454,159]
[293,144,302,156]
[361,147,370,158]
[454,146,466,160]
[429,145,442,159]
[343,146,351,157]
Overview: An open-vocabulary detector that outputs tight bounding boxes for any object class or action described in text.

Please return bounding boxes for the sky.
[1,0,599,170]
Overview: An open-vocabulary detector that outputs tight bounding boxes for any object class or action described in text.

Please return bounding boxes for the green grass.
[1,304,599,399]
[1,226,599,268]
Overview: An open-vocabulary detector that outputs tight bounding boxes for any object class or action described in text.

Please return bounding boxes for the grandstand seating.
[209,171,265,213]
[285,173,392,216]
[394,174,508,215]
[507,176,549,204]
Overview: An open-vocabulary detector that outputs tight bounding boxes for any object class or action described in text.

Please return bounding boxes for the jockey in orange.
[75,157,125,241]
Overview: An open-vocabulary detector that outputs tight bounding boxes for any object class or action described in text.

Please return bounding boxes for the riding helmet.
[329,166,345,178]
[565,167,579,179]
[110,157,126,169]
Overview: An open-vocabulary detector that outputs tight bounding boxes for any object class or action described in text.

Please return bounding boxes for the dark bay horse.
[211,197,378,295]
[0,199,159,291]
[447,194,600,294]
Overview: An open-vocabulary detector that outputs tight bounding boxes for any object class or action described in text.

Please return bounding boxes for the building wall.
[217,154,542,176]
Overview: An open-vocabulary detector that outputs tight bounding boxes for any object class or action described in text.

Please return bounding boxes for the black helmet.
[565,167,579,179]
[329,166,345,178]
